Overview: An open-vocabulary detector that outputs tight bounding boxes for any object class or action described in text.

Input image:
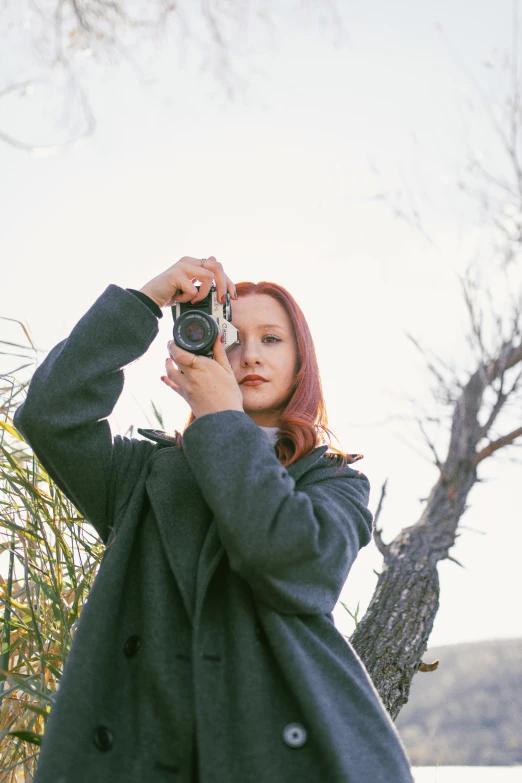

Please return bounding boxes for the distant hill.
[395,637,522,766]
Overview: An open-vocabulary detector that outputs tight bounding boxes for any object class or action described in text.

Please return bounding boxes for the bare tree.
[0,0,344,153]
[351,20,522,719]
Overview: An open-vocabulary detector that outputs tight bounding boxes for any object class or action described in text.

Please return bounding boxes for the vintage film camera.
[171,285,239,359]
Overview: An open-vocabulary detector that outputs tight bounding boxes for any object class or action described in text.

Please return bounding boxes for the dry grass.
[0,325,104,782]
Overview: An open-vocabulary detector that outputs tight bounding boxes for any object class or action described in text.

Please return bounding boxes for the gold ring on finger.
[201,258,207,267]
[189,355,198,368]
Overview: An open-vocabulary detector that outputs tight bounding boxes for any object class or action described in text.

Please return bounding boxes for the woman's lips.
[241,380,266,386]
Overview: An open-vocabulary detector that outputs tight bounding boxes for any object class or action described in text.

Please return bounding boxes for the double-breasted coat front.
[13,285,414,782]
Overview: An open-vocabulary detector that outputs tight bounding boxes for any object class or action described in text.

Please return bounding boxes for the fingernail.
[221,333,225,343]
[234,291,238,300]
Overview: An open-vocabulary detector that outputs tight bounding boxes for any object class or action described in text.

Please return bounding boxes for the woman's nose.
[240,342,263,365]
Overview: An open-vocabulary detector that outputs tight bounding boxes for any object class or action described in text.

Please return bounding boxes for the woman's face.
[227,294,298,428]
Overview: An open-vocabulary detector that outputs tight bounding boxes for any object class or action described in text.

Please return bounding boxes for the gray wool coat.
[13,285,414,783]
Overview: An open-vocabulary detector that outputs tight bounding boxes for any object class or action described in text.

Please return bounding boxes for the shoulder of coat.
[137,428,178,447]
[323,450,364,465]
[320,450,366,478]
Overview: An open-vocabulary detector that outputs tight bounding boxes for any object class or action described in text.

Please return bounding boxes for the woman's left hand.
[162,334,244,419]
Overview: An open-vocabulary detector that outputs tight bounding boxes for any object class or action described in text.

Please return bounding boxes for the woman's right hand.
[139,256,237,309]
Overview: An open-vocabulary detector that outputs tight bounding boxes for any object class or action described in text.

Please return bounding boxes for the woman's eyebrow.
[256,323,286,331]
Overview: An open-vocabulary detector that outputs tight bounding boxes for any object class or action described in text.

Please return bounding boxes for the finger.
[161,374,181,393]
[182,257,235,304]
[211,334,233,372]
[190,280,213,304]
[209,258,228,304]
[169,265,214,305]
[165,356,181,377]
[182,267,216,305]
[164,357,187,387]
[167,341,201,368]
[165,356,195,383]
[189,259,219,303]
[169,279,199,305]
[177,262,214,284]
[178,257,215,278]
[225,274,238,301]
[181,267,215,285]
[187,256,228,304]
[208,263,237,303]
[172,258,233,305]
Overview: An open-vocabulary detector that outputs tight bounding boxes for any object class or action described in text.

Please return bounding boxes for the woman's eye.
[233,335,281,346]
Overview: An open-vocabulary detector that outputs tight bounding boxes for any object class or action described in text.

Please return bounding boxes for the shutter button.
[123,635,141,657]
[282,722,307,748]
[93,725,113,752]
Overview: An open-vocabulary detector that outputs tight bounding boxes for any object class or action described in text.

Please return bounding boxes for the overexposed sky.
[1,0,521,649]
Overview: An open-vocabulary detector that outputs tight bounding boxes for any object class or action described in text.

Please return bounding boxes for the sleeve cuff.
[127,289,163,319]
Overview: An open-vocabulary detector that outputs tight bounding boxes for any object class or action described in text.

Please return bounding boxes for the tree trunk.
[350,462,476,719]
[350,338,522,719]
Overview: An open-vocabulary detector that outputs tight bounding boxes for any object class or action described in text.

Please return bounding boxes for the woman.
[14,256,414,782]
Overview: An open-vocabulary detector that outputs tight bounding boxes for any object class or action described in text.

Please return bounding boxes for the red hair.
[175,281,363,469]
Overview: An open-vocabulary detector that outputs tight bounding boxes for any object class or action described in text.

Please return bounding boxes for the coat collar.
[137,427,329,480]
[137,428,178,446]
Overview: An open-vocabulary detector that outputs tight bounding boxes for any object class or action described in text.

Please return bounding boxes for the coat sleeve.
[13,285,160,544]
[182,410,374,615]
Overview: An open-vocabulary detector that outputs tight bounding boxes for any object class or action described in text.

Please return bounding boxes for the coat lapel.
[193,444,330,624]
[138,428,329,626]
[140,430,213,627]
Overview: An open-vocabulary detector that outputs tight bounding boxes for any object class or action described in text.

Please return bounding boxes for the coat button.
[123,634,141,657]
[93,725,113,752]
[282,722,307,748]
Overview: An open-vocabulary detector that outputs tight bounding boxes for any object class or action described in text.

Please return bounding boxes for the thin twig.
[372,479,389,555]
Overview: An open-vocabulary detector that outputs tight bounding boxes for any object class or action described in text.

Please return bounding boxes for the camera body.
[171,285,239,358]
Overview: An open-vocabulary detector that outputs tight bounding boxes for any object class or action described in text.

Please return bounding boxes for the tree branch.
[405,332,462,406]
[473,425,522,468]
[372,479,389,556]
[484,340,522,385]
[460,271,490,364]
[478,383,507,441]
[445,554,465,568]
[0,75,96,154]
[416,418,444,471]
[418,659,439,672]
[69,0,93,32]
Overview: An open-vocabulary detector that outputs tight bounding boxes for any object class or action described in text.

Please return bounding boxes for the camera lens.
[173,311,218,354]
[185,322,205,342]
